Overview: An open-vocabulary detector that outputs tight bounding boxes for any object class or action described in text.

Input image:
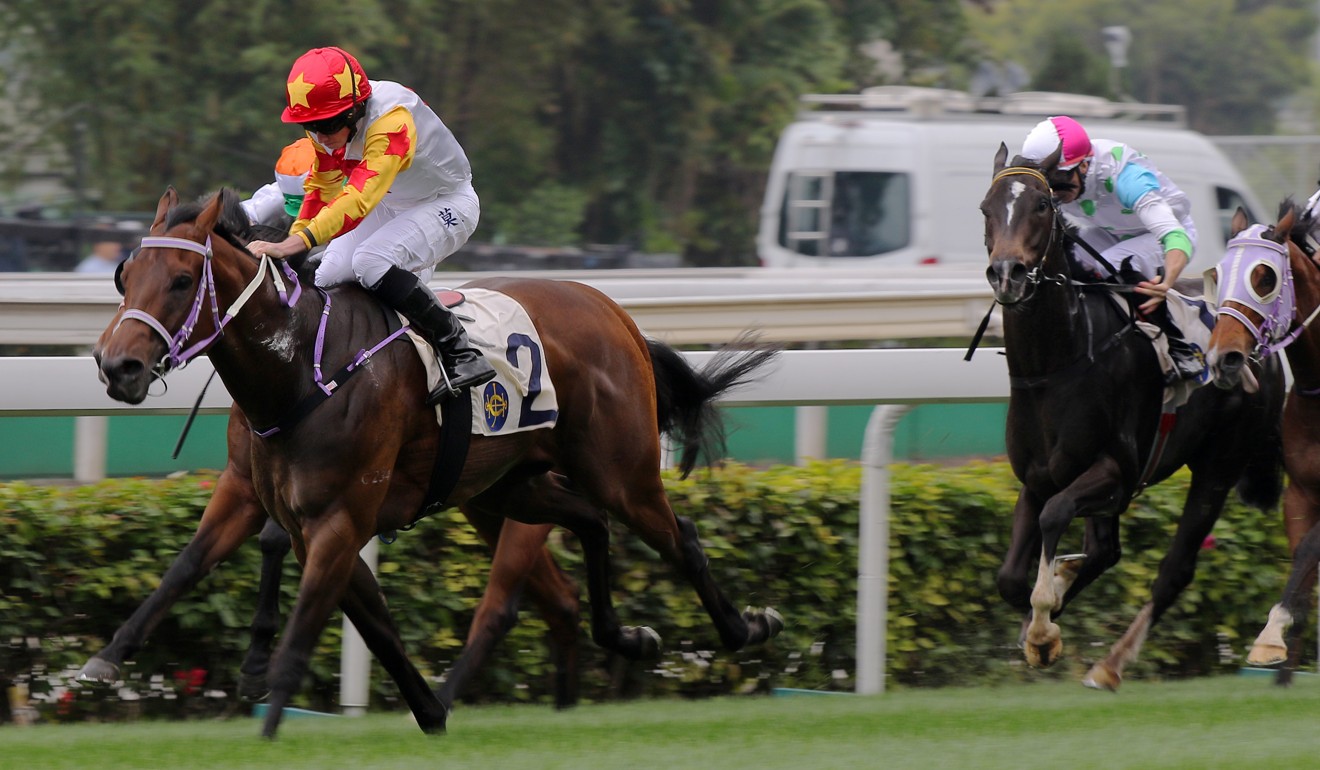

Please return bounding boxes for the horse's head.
[96,187,246,404]
[981,142,1065,305]
[1205,203,1301,392]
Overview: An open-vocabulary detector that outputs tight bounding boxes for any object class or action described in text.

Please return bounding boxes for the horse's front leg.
[261,513,362,739]
[1023,458,1124,669]
[1249,482,1320,676]
[1084,470,1231,691]
[1247,520,1320,673]
[998,486,1044,615]
[237,517,292,701]
[79,466,265,683]
[337,552,449,733]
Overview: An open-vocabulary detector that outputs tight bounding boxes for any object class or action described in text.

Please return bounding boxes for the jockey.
[1020,115,1203,383]
[241,137,317,228]
[248,46,495,404]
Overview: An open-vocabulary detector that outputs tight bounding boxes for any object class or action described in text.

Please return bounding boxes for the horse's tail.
[647,335,780,478]
[1235,398,1284,512]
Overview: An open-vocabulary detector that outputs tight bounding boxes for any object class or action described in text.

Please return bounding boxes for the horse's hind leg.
[1084,473,1232,691]
[468,473,661,661]
[438,509,581,711]
[237,517,292,701]
[574,467,782,653]
[78,463,265,683]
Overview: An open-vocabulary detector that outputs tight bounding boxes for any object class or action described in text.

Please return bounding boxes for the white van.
[757,87,1265,269]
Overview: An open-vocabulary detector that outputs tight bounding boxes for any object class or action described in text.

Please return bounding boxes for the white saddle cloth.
[402,287,560,435]
[1128,289,1214,409]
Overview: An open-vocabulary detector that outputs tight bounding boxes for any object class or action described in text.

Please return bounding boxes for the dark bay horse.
[1204,202,1320,682]
[93,188,783,737]
[981,144,1285,690]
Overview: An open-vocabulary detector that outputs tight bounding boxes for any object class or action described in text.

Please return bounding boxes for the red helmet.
[281,46,372,124]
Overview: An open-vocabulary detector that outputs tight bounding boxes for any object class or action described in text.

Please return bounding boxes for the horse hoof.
[1082,663,1121,692]
[1246,644,1287,667]
[1023,637,1063,668]
[621,625,662,660]
[77,657,121,684]
[238,673,271,702]
[743,606,785,645]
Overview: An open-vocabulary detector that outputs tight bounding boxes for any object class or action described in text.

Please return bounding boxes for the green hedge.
[0,461,1302,723]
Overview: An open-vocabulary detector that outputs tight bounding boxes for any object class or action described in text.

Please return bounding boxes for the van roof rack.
[798,87,1186,125]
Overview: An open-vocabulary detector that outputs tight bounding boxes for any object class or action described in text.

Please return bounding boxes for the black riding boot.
[1145,301,1204,385]
[371,266,496,405]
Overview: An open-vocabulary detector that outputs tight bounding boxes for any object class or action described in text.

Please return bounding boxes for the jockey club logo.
[482,380,509,431]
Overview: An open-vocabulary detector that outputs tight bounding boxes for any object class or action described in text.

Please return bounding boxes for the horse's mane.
[164,189,254,254]
[165,189,315,277]
[1275,196,1320,260]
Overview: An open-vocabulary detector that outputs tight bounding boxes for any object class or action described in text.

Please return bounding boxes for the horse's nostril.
[107,357,145,381]
[1221,351,1245,371]
[1009,261,1027,281]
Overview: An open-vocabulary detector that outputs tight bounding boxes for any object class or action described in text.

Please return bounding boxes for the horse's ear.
[993,142,1009,174]
[150,187,178,235]
[1276,207,1296,244]
[1230,207,1250,238]
[1040,143,1063,175]
[195,189,225,237]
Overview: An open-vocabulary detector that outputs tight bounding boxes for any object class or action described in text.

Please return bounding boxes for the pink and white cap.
[1021,116,1092,170]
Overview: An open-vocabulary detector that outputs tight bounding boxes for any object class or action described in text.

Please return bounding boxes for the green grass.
[8,676,1320,769]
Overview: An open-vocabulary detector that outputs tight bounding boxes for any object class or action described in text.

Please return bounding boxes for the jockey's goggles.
[300,110,355,136]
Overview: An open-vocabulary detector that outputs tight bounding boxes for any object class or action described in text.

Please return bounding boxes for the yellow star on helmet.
[287,73,315,109]
[333,62,361,100]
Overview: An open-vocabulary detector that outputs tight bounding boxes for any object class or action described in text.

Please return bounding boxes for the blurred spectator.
[0,234,28,271]
[75,239,125,273]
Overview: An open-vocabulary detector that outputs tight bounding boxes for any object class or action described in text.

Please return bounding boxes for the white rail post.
[856,404,909,695]
[794,405,828,464]
[339,538,379,717]
[72,415,108,482]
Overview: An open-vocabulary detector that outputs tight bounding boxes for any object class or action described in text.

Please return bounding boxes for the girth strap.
[1134,405,1178,495]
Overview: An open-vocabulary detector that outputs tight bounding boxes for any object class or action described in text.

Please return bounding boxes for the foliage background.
[0,460,1301,723]
[2,1,1316,264]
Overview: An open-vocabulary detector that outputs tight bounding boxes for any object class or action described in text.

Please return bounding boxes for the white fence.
[0,267,997,346]
[1,349,1010,699]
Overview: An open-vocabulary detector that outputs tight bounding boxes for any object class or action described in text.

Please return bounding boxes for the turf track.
[8,675,1320,769]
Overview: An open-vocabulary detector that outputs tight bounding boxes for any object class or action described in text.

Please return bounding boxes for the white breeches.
[314,183,480,289]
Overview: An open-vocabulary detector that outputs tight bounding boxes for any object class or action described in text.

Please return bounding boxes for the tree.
[967,0,1317,135]
[0,1,1041,264]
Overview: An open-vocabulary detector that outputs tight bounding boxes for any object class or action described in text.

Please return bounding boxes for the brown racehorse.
[981,144,1285,690]
[1204,202,1320,683]
[92,188,783,737]
[79,224,585,712]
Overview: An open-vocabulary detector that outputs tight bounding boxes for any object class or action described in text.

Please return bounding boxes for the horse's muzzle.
[987,259,1029,305]
[99,353,153,404]
[1206,348,1258,393]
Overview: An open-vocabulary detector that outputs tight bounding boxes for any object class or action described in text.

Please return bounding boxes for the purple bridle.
[112,234,302,373]
[1208,223,1320,359]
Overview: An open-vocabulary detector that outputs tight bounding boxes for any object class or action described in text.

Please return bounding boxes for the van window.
[1216,187,1259,243]
[779,171,912,257]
